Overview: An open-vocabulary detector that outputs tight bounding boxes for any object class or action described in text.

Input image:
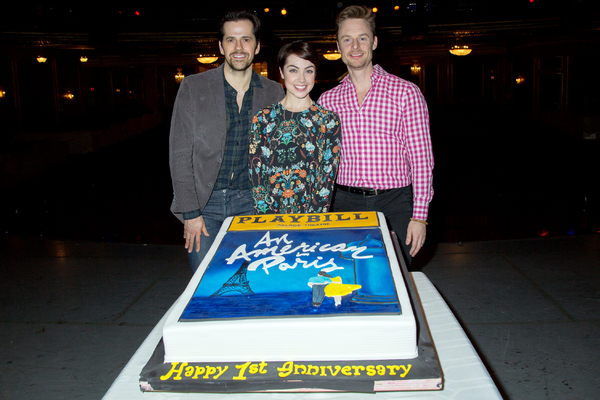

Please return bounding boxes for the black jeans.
[332,185,414,266]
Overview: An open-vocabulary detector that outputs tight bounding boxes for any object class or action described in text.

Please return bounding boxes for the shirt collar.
[341,64,385,86]
[250,69,263,89]
[223,68,263,93]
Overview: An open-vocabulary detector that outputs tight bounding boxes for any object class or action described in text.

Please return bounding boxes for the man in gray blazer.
[169,10,284,272]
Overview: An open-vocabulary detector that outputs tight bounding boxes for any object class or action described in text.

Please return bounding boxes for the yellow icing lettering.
[399,364,412,378]
[233,361,251,380]
[160,362,187,381]
[307,365,319,375]
[192,366,205,379]
[184,366,194,377]
[258,361,268,374]
[249,363,259,374]
[278,361,293,377]
[387,365,400,375]
[327,365,342,376]
[351,365,365,375]
[214,366,228,379]
[269,361,411,380]
[294,363,307,375]
[204,366,216,379]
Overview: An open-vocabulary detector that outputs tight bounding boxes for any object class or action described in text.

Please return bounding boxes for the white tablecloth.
[102,272,503,399]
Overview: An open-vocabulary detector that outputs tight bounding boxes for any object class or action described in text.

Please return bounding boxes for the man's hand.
[183,216,209,253]
[406,220,427,257]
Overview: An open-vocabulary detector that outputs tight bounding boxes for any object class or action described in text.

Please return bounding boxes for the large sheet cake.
[162,211,417,362]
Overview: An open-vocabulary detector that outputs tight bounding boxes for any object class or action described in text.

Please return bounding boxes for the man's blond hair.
[335,5,376,39]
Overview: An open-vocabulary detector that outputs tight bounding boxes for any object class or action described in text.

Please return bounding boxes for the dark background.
[1,0,599,248]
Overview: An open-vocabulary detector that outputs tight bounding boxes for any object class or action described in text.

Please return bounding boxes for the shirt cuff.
[412,203,429,222]
[182,209,202,220]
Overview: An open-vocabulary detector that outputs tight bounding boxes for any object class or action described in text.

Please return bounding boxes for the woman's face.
[280,54,316,100]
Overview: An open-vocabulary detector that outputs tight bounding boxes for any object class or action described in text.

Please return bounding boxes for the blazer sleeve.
[169,78,200,214]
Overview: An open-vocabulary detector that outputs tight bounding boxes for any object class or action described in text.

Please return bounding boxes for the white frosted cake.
[162,211,418,363]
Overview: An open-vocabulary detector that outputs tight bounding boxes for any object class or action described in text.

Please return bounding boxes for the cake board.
[139,213,443,393]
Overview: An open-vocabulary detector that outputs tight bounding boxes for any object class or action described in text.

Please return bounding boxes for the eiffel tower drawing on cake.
[211,260,255,296]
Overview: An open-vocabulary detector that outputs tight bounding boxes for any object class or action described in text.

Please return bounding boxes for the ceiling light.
[411,62,421,75]
[175,68,185,83]
[323,51,341,61]
[449,45,472,56]
[197,55,219,64]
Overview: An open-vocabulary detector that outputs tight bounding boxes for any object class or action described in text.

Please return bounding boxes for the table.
[102,272,503,399]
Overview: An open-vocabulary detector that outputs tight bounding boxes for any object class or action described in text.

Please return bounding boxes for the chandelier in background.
[323,51,341,61]
[449,45,472,56]
[449,32,472,56]
[37,44,47,63]
[411,62,421,75]
[175,68,185,83]
[197,55,219,64]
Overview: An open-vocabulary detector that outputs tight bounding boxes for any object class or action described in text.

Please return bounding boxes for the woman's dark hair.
[219,10,261,42]
[277,40,319,71]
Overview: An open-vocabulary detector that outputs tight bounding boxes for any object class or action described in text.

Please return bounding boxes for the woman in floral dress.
[249,41,341,214]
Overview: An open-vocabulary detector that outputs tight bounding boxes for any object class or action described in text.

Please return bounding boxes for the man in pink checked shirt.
[318,5,434,265]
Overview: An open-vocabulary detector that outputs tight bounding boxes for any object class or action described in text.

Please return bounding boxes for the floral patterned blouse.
[249,101,341,214]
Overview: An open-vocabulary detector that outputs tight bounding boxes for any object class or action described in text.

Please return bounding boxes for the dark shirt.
[182,70,261,220]
[214,70,261,191]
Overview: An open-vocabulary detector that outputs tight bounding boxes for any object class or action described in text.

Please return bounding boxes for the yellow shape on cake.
[324,277,362,297]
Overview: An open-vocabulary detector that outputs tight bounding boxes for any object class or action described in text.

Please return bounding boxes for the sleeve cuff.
[182,209,202,220]
[412,203,429,221]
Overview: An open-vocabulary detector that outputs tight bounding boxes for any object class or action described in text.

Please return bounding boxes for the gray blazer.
[169,64,284,221]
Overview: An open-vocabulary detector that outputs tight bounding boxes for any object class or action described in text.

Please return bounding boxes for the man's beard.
[225,52,254,72]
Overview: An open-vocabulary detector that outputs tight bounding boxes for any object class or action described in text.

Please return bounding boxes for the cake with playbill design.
[139,212,443,393]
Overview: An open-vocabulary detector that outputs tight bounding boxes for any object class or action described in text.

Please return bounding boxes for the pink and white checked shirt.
[318,65,434,220]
